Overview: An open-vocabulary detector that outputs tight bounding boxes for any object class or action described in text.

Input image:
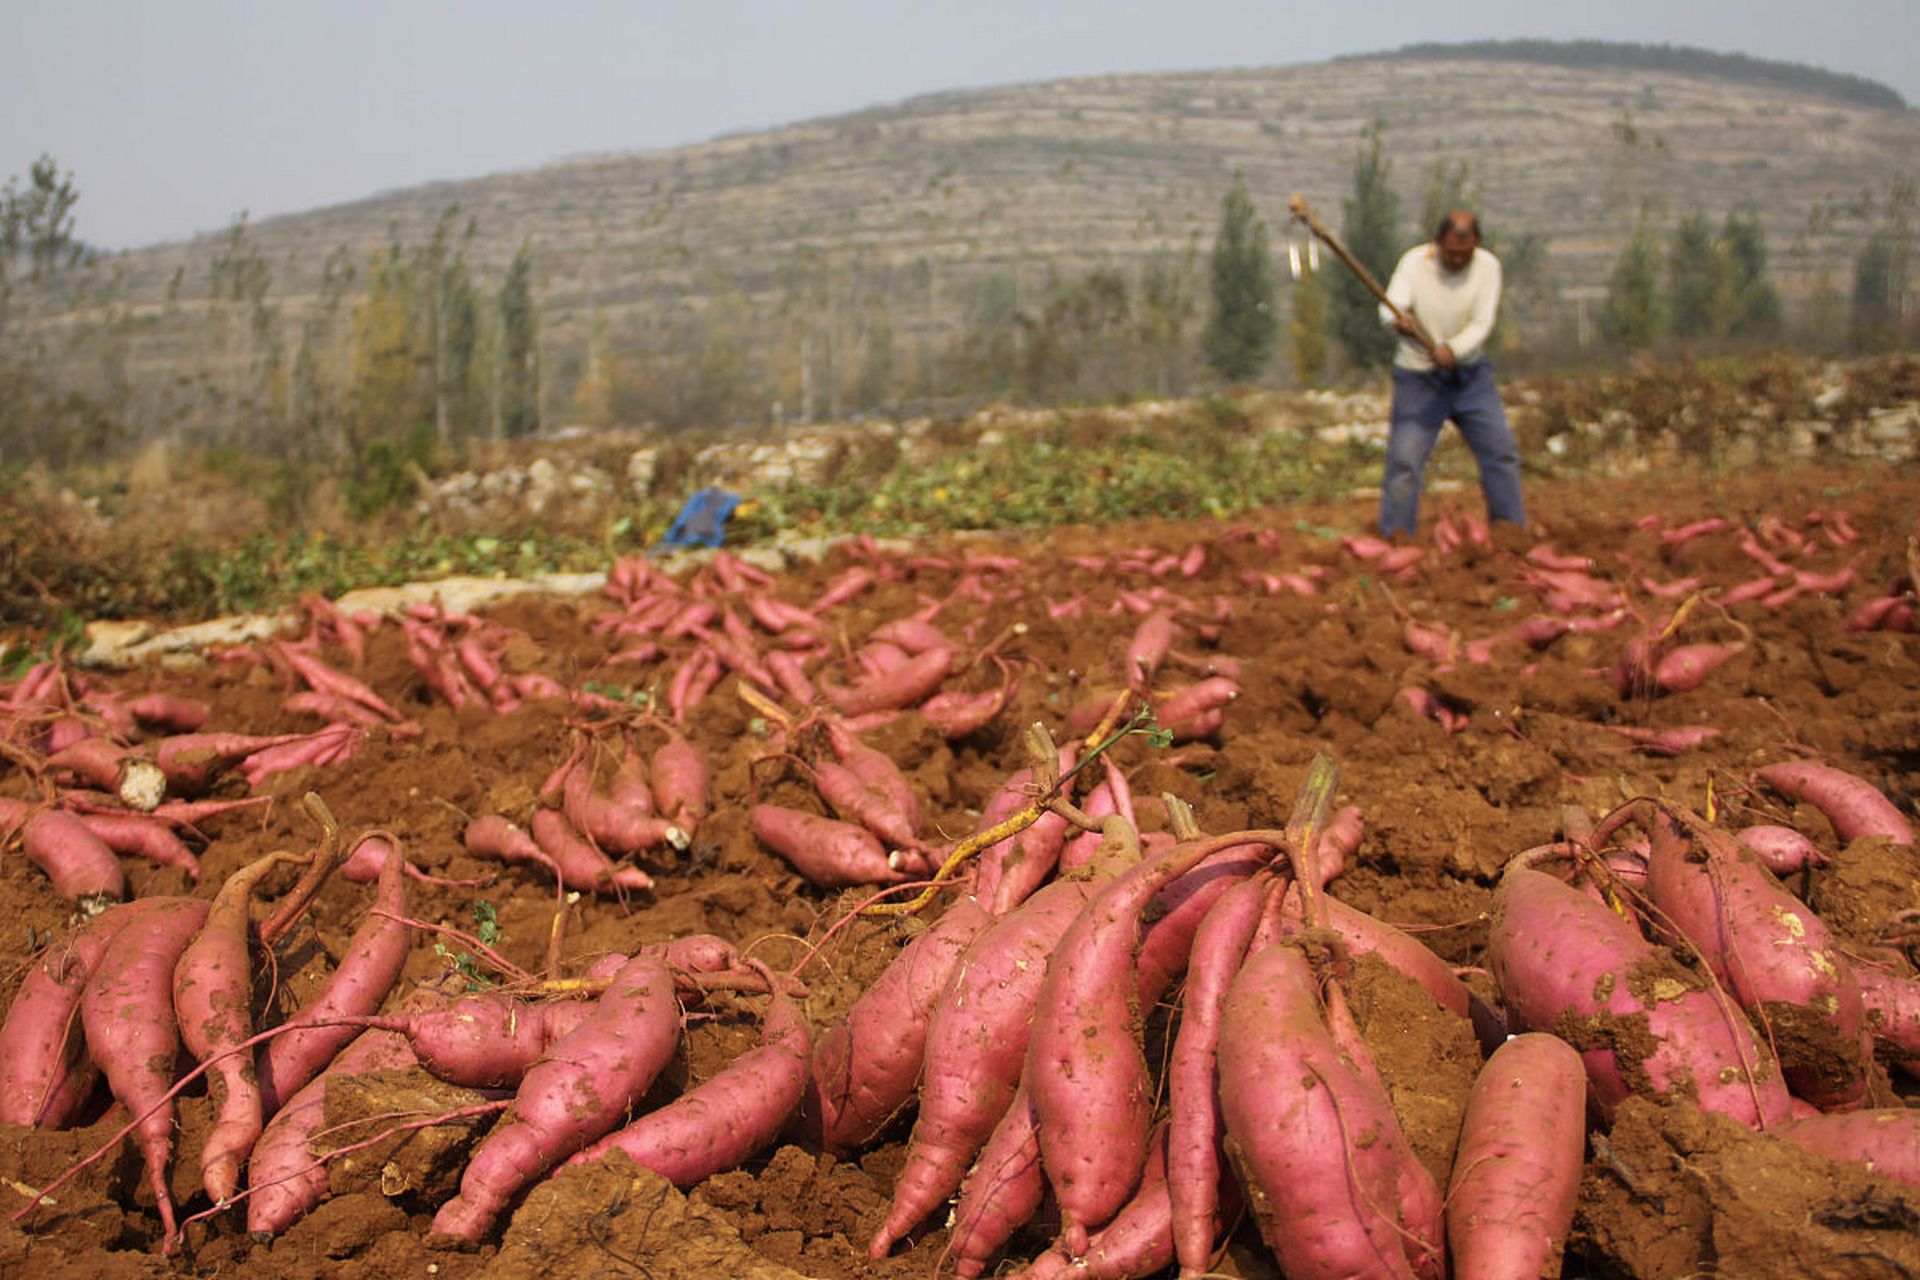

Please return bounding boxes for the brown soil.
[1,463,1916,1279]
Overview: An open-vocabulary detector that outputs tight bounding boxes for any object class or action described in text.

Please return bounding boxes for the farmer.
[1376,209,1526,540]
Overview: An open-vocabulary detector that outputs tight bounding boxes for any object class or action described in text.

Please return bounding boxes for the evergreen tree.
[0,154,82,283]
[1202,173,1277,382]
[1289,261,1328,388]
[1328,126,1400,370]
[1666,211,1726,339]
[1720,210,1783,339]
[499,242,539,437]
[1603,219,1666,349]
[1850,236,1904,347]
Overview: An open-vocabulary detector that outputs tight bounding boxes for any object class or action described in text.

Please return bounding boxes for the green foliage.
[1328,126,1400,371]
[1289,263,1328,388]
[1720,210,1783,340]
[499,241,540,437]
[342,424,436,520]
[1603,218,1667,349]
[1202,174,1278,383]
[1666,212,1727,340]
[0,154,83,284]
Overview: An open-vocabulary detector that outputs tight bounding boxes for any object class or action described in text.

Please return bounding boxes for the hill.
[5,41,1918,454]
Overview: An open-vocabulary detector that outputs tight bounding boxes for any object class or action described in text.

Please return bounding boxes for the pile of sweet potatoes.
[1,494,1916,1276]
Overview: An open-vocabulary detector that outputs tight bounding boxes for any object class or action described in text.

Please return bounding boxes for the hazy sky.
[6,0,1917,251]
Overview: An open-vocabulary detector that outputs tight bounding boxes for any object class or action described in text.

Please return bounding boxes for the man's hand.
[1392,313,1421,340]
[1432,343,1457,372]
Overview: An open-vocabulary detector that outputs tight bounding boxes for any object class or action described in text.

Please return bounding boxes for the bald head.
[1435,209,1481,273]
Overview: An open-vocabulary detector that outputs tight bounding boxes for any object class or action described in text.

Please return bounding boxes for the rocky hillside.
[8,43,1919,444]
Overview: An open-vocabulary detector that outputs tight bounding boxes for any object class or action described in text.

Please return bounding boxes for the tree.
[498,242,539,437]
[1328,125,1400,371]
[1,154,82,283]
[1202,173,1277,382]
[1603,218,1667,349]
[208,212,277,444]
[1720,210,1782,339]
[1666,211,1728,340]
[1847,175,1914,348]
[1289,260,1328,388]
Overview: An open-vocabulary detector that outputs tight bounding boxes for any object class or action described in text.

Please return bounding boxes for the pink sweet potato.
[1167,874,1269,1276]
[801,893,993,1154]
[1445,1033,1587,1280]
[1734,824,1829,874]
[1855,966,1919,1077]
[246,1022,418,1236]
[1752,760,1915,847]
[257,848,412,1111]
[870,831,1136,1257]
[1488,860,1791,1129]
[1217,940,1443,1280]
[945,1086,1045,1280]
[80,896,211,1243]
[1029,830,1282,1252]
[569,985,810,1185]
[827,646,953,716]
[19,808,127,903]
[73,811,202,879]
[751,804,900,887]
[172,848,298,1203]
[0,902,144,1127]
[359,994,604,1088]
[431,952,682,1241]
[529,806,654,893]
[649,726,710,832]
[1643,805,1869,1108]
[1772,1109,1920,1188]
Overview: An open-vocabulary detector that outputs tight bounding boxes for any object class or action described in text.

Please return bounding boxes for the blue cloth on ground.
[658,488,741,550]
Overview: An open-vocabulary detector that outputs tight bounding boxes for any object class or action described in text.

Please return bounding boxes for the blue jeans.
[1379,361,1526,539]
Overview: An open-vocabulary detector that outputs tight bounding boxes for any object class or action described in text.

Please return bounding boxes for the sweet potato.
[1643,804,1869,1108]
[20,809,127,903]
[530,806,654,893]
[569,984,810,1185]
[1167,873,1269,1276]
[801,893,993,1154]
[1445,1033,1587,1280]
[1217,939,1443,1280]
[1734,824,1829,874]
[173,848,298,1203]
[0,902,144,1127]
[73,811,202,879]
[870,829,1137,1257]
[1030,829,1282,1251]
[1487,859,1791,1129]
[1855,966,1920,1076]
[430,951,682,1241]
[1772,1109,1920,1188]
[353,994,599,1089]
[562,750,680,856]
[945,1086,1045,1280]
[751,804,900,887]
[649,726,710,834]
[1013,1124,1179,1280]
[80,896,210,1243]
[257,848,412,1111]
[828,646,953,716]
[246,1023,419,1237]
[1752,760,1915,847]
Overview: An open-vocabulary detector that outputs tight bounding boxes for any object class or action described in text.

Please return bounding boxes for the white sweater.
[1378,244,1502,372]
